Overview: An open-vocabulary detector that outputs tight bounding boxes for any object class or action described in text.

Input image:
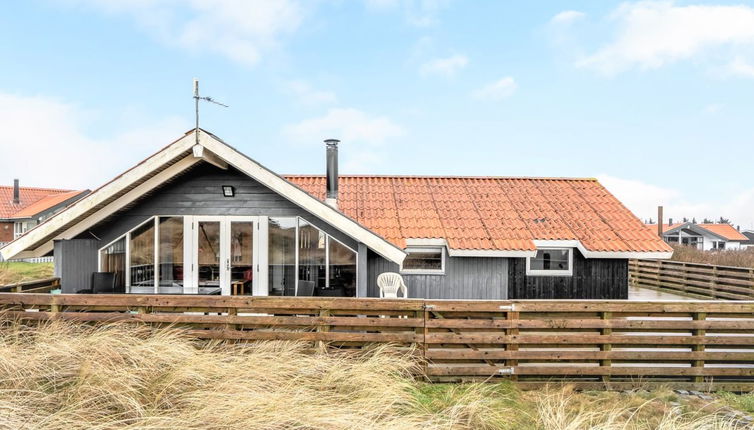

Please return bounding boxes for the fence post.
[600,311,612,388]
[417,306,427,377]
[692,312,706,384]
[317,309,331,351]
[506,306,519,381]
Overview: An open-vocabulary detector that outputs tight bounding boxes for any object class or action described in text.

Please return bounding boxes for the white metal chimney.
[324,139,339,209]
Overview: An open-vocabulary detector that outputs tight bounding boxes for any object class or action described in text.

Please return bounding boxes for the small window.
[401,248,444,274]
[526,248,572,276]
[713,241,726,250]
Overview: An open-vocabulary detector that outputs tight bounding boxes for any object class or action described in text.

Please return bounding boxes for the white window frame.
[400,247,445,275]
[526,247,573,277]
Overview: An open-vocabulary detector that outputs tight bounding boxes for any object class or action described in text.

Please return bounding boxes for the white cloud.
[419,54,468,77]
[282,108,404,145]
[597,174,754,229]
[64,0,304,66]
[0,92,189,189]
[551,10,585,25]
[578,1,754,75]
[703,103,723,114]
[725,56,754,78]
[471,77,517,101]
[285,80,337,106]
[364,0,451,27]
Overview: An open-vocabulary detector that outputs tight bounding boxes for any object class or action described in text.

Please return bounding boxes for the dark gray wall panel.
[367,249,508,299]
[76,163,358,250]
[54,239,99,293]
[507,250,628,299]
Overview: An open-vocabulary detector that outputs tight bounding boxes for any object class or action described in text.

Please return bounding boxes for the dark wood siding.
[367,250,508,299]
[507,249,628,299]
[54,239,99,293]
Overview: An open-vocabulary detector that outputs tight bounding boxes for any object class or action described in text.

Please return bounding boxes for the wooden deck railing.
[629,259,754,300]
[0,277,60,294]
[0,293,752,391]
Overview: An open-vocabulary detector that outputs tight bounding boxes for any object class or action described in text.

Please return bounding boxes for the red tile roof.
[697,223,748,241]
[11,190,86,219]
[0,186,78,219]
[286,175,671,253]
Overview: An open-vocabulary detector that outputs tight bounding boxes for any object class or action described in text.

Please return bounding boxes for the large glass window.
[268,218,297,296]
[298,219,326,295]
[129,221,155,287]
[197,221,221,287]
[230,221,254,295]
[158,217,184,287]
[526,248,572,276]
[100,237,126,291]
[328,238,357,297]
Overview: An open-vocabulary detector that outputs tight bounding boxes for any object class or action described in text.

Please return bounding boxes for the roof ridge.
[282,174,598,181]
[0,185,75,192]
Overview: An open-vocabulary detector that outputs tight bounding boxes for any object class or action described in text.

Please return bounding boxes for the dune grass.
[669,245,754,268]
[0,318,749,429]
[0,262,54,285]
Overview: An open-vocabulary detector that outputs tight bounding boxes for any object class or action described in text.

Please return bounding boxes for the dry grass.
[669,245,754,268]
[0,262,54,285]
[0,318,748,429]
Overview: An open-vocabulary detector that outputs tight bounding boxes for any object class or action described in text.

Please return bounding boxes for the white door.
[185,216,266,295]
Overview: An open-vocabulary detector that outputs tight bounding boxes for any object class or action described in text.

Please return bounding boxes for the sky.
[1,0,754,229]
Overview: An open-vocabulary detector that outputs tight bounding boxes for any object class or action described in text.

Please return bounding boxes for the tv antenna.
[193,78,228,144]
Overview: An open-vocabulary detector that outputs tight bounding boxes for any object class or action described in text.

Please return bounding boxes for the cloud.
[64,0,304,66]
[285,80,337,106]
[578,1,754,75]
[471,77,517,101]
[419,54,468,77]
[364,0,451,27]
[0,92,189,189]
[550,10,585,25]
[725,56,754,78]
[597,174,754,229]
[282,108,404,145]
[703,103,723,114]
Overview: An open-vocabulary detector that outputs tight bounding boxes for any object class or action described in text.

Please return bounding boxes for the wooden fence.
[0,277,60,294]
[0,293,753,391]
[629,260,754,300]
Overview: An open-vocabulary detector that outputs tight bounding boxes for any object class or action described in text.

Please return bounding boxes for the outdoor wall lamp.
[221,185,235,197]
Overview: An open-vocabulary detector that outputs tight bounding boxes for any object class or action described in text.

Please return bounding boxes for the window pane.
[100,237,126,290]
[230,221,253,295]
[328,239,356,297]
[530,249,569,271]
[298,219,326,295]
[158,217,184,287]
[197,221,221,288]
[403,250,443,271]
[129,221,155,287]
[268,218,297,296]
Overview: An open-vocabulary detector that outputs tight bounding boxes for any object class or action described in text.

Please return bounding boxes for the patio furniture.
[296,280,316,296]
[77,272,116,294]
[377,272,408,298]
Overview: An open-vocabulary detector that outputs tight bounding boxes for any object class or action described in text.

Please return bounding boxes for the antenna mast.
[192,78,228,145]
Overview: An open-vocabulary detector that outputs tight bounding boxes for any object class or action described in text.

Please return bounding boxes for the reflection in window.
[129,220,155,287]
[268,218,296,296]
[527,248,572,276]
[100,237,126,290]
[298,219,326,295]
[402,248,444,273]
[197,221,221,287]
[158,217,184,287]
[328,238,356,297]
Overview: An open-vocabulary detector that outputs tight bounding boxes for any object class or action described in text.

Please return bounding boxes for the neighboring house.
[0,180,88,245]
[0,129,671,299]
[646,222,748,251]
[741,231,754,249]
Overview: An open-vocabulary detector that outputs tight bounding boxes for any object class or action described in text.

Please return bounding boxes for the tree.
[703,218,713,224]
[718,217,730,224]
[682,217,689,223]
[692,217,697,224]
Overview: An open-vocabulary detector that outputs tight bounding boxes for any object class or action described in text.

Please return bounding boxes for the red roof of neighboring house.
[697,223,748,241]
[645,222,748,241]
[11,190,86,219]
[0,186,79,219]
[286,175,671,253]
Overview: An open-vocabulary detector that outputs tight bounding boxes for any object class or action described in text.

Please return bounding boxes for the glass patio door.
[186,216,265,295]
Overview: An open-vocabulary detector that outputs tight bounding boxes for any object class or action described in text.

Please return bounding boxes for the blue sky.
[1,0,753,228]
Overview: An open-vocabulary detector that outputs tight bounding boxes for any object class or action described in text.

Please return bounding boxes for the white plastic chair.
[377,272,408,298]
